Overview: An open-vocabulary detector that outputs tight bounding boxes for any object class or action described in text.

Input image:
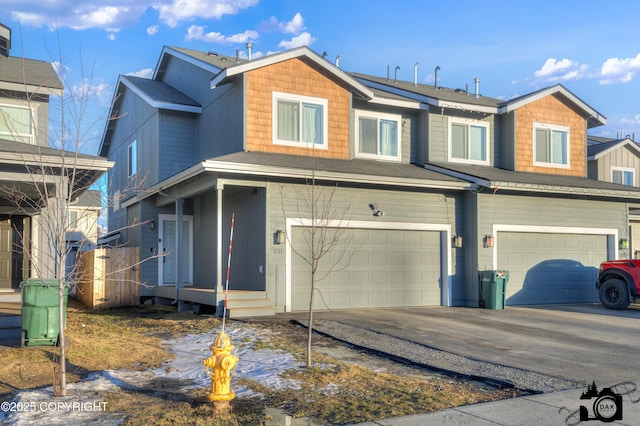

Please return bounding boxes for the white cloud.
[126,68,154,79]
[598,53,640,85]
[147,25,159,36]
[155,0,259,28]
[11,3,141,32]
[533,58,587,82]
[278,32,317,49]
[108,33,116,41]
[281,12,305,34]
[185,25,258,44]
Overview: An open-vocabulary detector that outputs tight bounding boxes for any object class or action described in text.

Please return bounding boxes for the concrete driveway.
[312,304,640,387]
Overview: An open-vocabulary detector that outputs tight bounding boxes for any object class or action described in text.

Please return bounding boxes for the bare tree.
[280,159,357,368]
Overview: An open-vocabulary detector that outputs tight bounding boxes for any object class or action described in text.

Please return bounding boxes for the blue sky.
[3,0,640,155]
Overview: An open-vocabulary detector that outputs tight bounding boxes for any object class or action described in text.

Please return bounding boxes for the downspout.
[158,190,184,305]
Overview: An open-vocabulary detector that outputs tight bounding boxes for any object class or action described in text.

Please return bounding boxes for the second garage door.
[497,232,608,305]
[290,227,442,311]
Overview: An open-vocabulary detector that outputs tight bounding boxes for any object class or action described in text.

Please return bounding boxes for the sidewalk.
[355,381,640,425]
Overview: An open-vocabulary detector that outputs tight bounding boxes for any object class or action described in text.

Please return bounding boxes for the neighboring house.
[0,23,112,293]
[587,136,640,258]
[99,45,640,317]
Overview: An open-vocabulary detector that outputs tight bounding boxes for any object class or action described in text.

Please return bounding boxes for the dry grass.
[1,301,523,425]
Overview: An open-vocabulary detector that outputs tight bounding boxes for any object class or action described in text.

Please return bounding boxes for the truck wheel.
[599,279,630,310]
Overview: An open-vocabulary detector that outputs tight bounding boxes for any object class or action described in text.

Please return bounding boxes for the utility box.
[478,270,509,310]
[20,279,68,346]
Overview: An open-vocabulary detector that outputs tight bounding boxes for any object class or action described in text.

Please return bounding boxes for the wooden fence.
[74,247,140,309]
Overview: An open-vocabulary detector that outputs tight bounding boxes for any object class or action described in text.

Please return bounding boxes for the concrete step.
[228,305,277,318]
[224,297,273,309]
[0,292,21,303]
[224,290,269,301]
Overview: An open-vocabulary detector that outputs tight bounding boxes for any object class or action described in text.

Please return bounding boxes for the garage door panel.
[291,227,441,311]
[498,232,606,305]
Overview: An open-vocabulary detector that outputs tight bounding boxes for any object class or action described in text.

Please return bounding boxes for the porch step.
[224,291,276,318]
[0,291,21,303]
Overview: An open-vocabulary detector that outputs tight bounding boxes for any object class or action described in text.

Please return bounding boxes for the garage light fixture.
[452,234,463,248]
[619,238,629,250]
[483,235,494,248]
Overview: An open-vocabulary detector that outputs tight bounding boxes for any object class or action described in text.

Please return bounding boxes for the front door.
[158,215,193,286]
[0,219,10,290]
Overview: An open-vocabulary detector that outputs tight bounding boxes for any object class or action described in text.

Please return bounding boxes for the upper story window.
[272,91,328,149]
[612,166,635,186]
[448,118,489,165]
[128,140,137,177]
[533,122,569,168]
[355,110,401,161]
[0,104,34,144]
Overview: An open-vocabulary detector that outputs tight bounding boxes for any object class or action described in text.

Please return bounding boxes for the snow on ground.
[0,322,307,425]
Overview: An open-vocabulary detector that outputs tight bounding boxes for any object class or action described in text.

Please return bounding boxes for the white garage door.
[497,232,608,305]
[290,227,442,311]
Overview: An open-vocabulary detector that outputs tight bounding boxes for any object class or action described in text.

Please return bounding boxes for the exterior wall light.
[452,234,463,248]
[274,229,286,245]
[149,219,155,230]
[483,235,494,248]
[619,238,629,250]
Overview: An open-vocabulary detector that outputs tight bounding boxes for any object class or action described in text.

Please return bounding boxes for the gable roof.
[154,46,241,80]
[209,46,374,100]
[500,84,606,128]
[0,55,63,95]
[587,138,640,160]
[425,161,640,200]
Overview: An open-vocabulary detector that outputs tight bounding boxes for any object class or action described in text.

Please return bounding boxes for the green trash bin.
[478,270,509,310]
[20,279,68,347]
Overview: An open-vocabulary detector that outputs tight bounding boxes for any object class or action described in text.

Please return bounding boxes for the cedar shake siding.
[514,94,586,176]
[245,57,351,159]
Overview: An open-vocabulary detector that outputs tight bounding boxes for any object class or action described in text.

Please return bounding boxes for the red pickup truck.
[596,259,640,309]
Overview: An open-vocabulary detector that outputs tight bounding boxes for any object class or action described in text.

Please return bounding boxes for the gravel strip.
[300,319,580,394]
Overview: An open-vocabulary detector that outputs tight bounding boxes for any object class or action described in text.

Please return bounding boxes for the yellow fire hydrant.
[203,331,238,412]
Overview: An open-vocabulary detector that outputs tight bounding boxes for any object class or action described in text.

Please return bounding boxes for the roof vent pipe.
[414,62,420,86]
[335,55,342,68]
[394,66,400,83]
[235,49,240,63]
[465,83,468,95]
[245,42,253,61]
[387,65,390,81]
[434,66,440,89]
[474,77,480,98]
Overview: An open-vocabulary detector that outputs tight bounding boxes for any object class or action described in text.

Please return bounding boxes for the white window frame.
[272,91,328,149]
[354,110,402,161]
[128,140,137,177]
[0,104,35,144]
[611,166,635,186]
[447,118,490,165]
[532,122,570,169]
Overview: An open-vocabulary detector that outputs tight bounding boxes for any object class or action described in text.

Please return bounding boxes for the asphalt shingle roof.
[0,55,62,90]
[122,75,200,108]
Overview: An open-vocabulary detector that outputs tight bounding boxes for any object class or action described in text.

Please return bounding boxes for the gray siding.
[193,192,217,288]
[159,111,196,180]
[592,145,640,183]
[350,100,416,164]
[428,110,496,166]
[266,182,462,312]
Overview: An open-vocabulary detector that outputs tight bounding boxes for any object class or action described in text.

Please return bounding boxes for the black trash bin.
[478,270,509,309]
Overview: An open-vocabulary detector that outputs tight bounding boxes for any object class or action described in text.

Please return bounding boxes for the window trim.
[611,166,635,186]
[272,91,328,149]
[532,122,570,169]
[354,110,402,161]
[447,118,490,165]
[128,140,137,177]
[0,103,35,144]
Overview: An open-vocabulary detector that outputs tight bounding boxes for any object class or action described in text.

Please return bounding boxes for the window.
[128,140,137,177]
[355,111,401,160]
[448,119,489,164]
[612,167,635,186]
[0,104,34,144]
[272,92,328,148]
[68,210,78,228]
[533,123,569,167]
